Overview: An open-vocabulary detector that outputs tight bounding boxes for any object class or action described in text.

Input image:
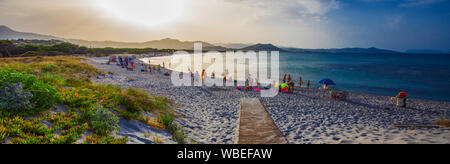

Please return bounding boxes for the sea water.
[278,52,450,101]
[143,52,450,101]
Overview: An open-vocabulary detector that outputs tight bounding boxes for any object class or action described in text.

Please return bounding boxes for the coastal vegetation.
[0,56,184,144]
[0,40,175,58]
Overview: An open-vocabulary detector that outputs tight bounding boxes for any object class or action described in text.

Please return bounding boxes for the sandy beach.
[86,56,450,144]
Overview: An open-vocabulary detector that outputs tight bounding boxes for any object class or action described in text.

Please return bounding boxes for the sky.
[0,0,449,51]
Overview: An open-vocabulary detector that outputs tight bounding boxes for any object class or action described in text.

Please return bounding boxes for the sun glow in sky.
[0,0,450,51]
[95,0,185,27]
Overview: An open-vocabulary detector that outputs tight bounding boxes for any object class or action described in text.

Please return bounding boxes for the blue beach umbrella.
[318,78,336,85]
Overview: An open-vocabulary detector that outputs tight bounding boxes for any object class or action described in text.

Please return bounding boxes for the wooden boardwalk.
[237,98,288,144]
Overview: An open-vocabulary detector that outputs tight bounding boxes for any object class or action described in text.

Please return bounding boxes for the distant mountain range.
[283,47,400,54]
[214,43,253,49]
[67,38,227,50]
[0,25,226,50]
[0,25,58,40]
[3,25,447,54]
[405,49,450,54]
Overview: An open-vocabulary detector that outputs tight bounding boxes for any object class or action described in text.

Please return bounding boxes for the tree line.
[0,40,174,58]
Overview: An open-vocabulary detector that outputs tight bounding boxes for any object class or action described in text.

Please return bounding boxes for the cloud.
[224,0,340,20]
[399,0,446,7]
[0,0,341,48]
[360,0,446,7]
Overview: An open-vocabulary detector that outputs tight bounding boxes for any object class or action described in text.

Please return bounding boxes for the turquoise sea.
[279,52,450,101]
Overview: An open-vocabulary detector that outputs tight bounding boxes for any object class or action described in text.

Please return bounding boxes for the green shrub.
[41,64,61,73]
[0,69,36,87]
[65,78,88,87]
[159,112,185,144]
[38,74,66,86]
[89,105,120,136]
[29,80,60,111]
[0,82,32,112]
[116,88,167,114]
[0,69,60,113]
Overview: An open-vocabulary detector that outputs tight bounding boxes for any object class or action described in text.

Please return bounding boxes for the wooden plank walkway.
[237,98,288,144]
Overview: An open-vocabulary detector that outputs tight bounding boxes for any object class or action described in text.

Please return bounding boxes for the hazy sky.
[0,0,449,51]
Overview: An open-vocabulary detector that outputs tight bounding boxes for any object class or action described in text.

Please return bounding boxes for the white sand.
[86,57,450,144]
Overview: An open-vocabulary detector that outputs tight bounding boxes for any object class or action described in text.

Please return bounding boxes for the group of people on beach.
[188,69,210,84]
[116,56,137,71]
[110,55,163,74]
[281,73,310,93]
[111,56,313,93]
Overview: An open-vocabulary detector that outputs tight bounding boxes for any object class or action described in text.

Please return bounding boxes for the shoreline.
[139,54,450,102]
[86,56,450,144]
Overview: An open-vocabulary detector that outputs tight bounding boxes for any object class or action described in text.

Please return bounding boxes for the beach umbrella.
[281,83,289,93]
[318,78,336,85]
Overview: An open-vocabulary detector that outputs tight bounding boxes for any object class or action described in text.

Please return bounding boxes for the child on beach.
[307,80,310,89]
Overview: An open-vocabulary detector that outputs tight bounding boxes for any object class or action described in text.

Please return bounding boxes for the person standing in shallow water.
[202,69,206,79]
[307,80,310,89]
[195,71,200,83]
[283,73,287,83]
[299,77,303,88]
